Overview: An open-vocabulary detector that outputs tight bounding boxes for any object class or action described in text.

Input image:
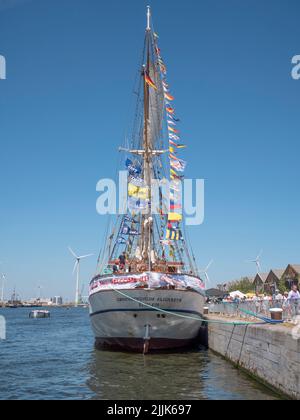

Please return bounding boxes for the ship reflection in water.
[87,349,280,400]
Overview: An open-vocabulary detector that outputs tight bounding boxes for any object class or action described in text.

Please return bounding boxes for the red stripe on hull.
[95,337,199,353]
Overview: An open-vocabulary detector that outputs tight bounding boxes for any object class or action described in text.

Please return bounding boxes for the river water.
[0,307,281,400]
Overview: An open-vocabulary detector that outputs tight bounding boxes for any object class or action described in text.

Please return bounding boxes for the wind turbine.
[246,250,263,274]
[68,247,93,307]
[1,273,6,304]
[199,260,214,289]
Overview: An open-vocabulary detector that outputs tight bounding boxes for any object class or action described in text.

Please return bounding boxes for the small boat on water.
[89,7,206,353]
[29,310,50,319]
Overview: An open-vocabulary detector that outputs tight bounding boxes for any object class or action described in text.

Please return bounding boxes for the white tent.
[229,290,246,299]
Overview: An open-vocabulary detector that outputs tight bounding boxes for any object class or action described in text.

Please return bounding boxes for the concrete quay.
[205,315,299,400]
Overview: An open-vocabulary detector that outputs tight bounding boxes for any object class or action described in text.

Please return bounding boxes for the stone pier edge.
[202,315,299,400]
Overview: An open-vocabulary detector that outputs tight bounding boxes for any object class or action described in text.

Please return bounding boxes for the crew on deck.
[118,252,126,272]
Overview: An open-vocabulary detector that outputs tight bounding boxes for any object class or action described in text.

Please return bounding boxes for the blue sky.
[0,0,299,300]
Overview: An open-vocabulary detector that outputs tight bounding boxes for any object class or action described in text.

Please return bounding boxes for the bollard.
[269,308,283,321]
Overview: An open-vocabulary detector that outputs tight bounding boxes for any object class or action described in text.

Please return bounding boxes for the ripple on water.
[0,308,281,400]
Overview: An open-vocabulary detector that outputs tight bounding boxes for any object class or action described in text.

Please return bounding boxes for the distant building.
[264,269,285,294]
[51,296,63,306]
[253,273,268,293]
[282,264,300,289]
[38,299,52,306]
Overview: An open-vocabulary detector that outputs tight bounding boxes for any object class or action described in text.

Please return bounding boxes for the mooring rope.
[108,286,265,326]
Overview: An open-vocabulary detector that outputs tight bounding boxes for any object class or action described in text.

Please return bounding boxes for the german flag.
[166,107,175,114]
[145,73,157,90]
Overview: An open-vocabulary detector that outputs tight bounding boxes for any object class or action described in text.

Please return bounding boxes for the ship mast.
[117,6,167,271]
[142,5,153,270]
[146,5,151,31]
[103,7,201,277]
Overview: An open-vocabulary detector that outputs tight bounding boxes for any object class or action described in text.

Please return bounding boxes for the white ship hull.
[89,287,206,352]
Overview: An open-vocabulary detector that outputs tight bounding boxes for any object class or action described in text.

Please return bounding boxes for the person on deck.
[119,252,126,271]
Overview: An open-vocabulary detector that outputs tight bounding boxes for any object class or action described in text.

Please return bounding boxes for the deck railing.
[208,299,300,321]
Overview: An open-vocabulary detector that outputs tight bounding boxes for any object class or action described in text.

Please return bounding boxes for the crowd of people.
[253,285,300,319]
[216,284,300,322]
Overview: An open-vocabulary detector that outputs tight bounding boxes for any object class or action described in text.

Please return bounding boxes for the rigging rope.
[108,285,267,327]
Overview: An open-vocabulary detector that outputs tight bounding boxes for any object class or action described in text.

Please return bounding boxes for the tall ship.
[89,7,206,353]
